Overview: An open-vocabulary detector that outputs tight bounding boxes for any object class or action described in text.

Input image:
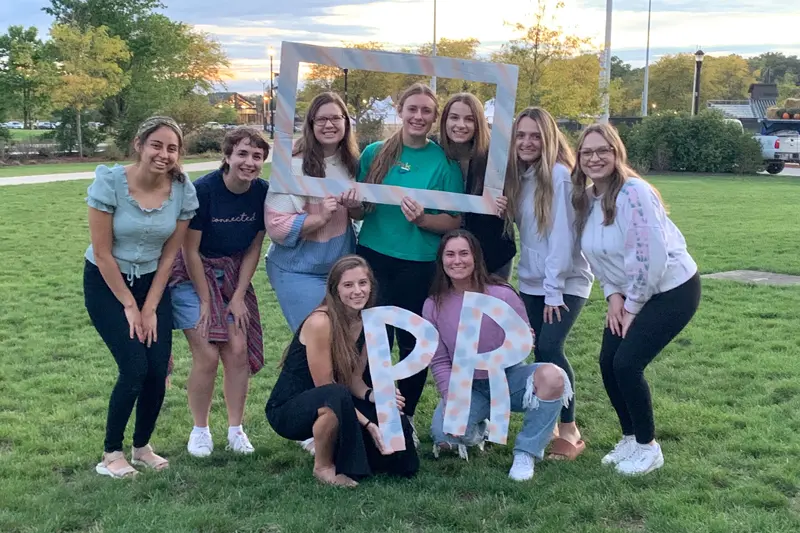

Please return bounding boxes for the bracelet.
[363,420,372,428]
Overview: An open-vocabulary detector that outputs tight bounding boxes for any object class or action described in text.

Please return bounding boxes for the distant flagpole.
[431,0,437,93]
[599,0,613,123]
[642,0,652,116]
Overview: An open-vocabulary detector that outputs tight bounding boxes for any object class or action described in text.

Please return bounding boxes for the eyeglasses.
[579,146,615,160]
[313,115,345,126]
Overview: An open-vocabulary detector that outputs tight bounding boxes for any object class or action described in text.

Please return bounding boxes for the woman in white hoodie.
[571,123,700,476]
[504,107,593,460]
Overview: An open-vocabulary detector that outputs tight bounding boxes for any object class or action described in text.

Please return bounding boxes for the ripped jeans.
[430,363,572,459]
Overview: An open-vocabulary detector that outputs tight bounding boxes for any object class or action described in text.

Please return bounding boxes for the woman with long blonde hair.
[572,123,700,476]
[503,107,593,461]
[350,83,464,440]
[436,93,515,278]
[266,255,418,486]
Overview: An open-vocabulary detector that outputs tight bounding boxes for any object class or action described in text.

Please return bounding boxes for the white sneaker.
[187,431,213,457]
[226,431,255,454]
[509,451,535,481]
[601,435,637,465]
[298,438,315,456]
[615,442,664,476]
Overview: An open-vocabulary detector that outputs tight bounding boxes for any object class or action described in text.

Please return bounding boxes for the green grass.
[7,129,47,142]
[1,175,800,533]
[0,157,224,179]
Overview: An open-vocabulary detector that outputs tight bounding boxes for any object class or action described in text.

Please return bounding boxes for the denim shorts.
[171,269,233,330]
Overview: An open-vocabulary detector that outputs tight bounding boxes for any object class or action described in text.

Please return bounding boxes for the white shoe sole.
[95,463,137,478]
[617,455,664,476]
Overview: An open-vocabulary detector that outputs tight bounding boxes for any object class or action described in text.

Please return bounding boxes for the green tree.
[609,56,644,117]
[704,55,755,101]
[45,0,228,151]
[491,0,593,112]
[0,26,56,128]
[50,23,130,157]
[748,52,800,84]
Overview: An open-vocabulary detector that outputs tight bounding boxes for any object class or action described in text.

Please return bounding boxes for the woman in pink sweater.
[422,229,573,481]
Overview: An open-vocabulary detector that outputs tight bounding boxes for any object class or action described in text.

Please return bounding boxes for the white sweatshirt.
[580,177,697,314]
[516,163,594,306]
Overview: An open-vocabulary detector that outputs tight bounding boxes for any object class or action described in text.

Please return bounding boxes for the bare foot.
[555,423,582,446]
[313,466,358,487]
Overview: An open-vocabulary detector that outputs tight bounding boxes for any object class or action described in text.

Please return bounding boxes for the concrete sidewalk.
[0,160,222,187]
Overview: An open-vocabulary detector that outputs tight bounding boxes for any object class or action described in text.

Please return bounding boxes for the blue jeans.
[265,259,327,333]
[430,363,572,459]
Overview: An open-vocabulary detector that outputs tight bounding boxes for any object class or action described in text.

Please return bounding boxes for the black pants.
[266,383,419,479]
[521,293,586,424]
[84,260,173,453]
[599,273,701,444]
[356,245,436,418]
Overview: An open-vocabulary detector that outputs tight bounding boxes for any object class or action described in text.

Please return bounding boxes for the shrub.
[101,143,126,161]
[186,127,226,154]
[51,109,105,156]
[624,110,763,174]
[355,116,384,152]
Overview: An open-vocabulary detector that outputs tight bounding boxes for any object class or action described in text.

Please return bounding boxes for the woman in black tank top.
[266,255,418,486]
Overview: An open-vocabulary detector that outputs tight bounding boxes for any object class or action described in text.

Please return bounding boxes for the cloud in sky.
[6,0,800,93]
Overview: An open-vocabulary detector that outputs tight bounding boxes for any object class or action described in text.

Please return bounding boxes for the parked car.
[4,121,24,129]
[755,119,800,174]
[204,121,223,129]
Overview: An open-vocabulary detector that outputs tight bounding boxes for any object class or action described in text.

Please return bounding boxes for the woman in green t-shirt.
[351,83,464,443]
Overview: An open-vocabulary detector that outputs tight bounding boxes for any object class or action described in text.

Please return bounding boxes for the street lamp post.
[269,46,275,139]
[261,80,268,131]
[691,49,705,116]
[641,0,652,117]
[343,68,349,107]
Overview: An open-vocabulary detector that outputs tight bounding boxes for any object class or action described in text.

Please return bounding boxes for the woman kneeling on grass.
[266,255,419,486]
[572,123,701,475]
[169,127,270,458]
[423,229,573,481]
[84,116,199,478]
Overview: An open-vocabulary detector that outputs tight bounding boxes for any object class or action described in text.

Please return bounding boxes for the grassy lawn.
[0,156,223,179]
[7,129,48,142]
[1,175,800,532]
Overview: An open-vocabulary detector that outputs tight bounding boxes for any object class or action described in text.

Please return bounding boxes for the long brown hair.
[503,107,575,237]
[570,123,665,236]
[280,255,377,385]
[363,83,438,186]
[429,229,513,310]
[133,116,185,182]
[293,92,359,179]
[438,93,490,194]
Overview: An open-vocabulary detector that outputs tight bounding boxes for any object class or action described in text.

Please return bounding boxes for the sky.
[5,0,799,94]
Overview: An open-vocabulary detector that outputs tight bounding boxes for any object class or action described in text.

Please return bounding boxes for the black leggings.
[521,293,586,424]
[599,273,701,444]
[266,383,419,479]
[356,245,436,418]
[83,260,173,453]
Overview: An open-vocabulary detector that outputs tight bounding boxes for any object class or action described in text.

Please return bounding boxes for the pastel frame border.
[268,41,519,215]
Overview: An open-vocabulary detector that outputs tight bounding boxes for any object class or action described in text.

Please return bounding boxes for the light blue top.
[84,165,199,284]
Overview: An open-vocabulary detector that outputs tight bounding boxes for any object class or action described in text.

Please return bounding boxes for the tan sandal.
[131,444,169,471]
[96,451,139,478]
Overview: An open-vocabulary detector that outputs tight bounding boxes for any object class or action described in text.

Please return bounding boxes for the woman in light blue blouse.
[84,116,199,478]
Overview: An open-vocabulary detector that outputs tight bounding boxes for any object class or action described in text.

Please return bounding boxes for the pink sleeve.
[423,298,453,400]
[265,191,307,247]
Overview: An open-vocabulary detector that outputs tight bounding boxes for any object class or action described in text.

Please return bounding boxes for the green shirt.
[357,140,464,262]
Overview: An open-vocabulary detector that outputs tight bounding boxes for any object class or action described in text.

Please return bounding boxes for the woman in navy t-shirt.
[169,127,270,458]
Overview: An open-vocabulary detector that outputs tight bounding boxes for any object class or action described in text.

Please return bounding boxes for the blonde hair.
[363,83,438,186]
[504,107,575,237]
[570,122,665,236]
[438,93,490,194]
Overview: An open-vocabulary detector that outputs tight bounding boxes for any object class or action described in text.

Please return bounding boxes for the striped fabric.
[264,155,356,275]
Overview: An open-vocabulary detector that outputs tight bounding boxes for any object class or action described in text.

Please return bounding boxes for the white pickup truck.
[756,119,800,174]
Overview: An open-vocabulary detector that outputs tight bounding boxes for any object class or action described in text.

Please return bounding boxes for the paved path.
[0,161,221,187]
[702,270,800,286]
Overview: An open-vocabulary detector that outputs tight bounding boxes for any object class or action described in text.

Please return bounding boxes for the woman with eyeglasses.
[503,107,593,462]
[572,123,700,476]
[265,92,361,334]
